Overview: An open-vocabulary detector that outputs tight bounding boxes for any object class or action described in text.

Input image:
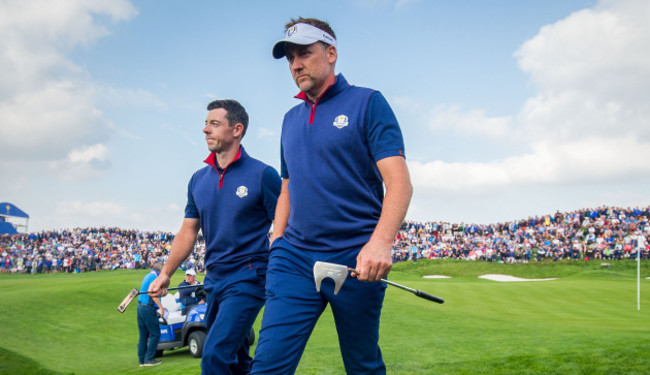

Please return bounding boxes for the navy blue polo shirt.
[185,146,281,268]
[280,74,405,251]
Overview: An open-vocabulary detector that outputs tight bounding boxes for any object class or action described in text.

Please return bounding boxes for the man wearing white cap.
[252,17,412,374]
[178,268,204,315]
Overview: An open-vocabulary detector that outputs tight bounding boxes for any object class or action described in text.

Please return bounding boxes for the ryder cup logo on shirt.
[333,114,349,129]
[236,186,248,198]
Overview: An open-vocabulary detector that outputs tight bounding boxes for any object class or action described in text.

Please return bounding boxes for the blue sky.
[1,0,649,233]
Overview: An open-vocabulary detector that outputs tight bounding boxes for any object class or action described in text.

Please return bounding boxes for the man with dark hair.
[148,99,281,375]
[207,99,249,138]
[137,261,164,367]
[252,17,413,374]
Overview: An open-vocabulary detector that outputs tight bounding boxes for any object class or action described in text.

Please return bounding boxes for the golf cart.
[156,290,255,358]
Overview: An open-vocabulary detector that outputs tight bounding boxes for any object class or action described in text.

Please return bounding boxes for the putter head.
[313,261,349,295]
[117,288,139,313]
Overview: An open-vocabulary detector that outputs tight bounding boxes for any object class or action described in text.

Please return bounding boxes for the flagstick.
[638,248,641,311]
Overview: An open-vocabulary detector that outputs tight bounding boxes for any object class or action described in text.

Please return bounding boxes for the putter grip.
[415,290,445,304]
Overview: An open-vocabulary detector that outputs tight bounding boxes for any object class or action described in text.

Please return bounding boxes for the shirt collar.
[203,146,245,172]
[295,74,348,104]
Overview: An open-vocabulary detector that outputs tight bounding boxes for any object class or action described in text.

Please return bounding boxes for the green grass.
[0,347,64,375]
[1,259,649,374]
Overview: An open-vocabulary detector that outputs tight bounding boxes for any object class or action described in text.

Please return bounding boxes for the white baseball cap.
[185,269,196,276]
[272,23,337,59]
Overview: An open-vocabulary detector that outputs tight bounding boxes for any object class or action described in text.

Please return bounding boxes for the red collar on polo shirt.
[295,76,339,125]
[203,147,242,188]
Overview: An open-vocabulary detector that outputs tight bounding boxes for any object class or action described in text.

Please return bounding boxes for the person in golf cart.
[178,268,205,315]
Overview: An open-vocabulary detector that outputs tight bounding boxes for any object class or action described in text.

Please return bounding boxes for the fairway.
[1,260,649,374]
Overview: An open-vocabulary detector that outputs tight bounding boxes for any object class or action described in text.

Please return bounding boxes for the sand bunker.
[422,275,451,279]
[478,274,557,282]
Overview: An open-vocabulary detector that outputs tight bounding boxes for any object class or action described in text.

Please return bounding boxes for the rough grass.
[0,259,648,374]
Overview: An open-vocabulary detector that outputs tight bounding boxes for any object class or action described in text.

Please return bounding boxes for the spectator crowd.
[394,206,649,263]
[0,227,205,274]
[1,206,648,274]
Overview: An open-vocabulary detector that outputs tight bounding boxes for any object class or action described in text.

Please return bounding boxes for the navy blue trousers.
[201,261,266,375]
[251,238,386,374]
[137,304,160,364]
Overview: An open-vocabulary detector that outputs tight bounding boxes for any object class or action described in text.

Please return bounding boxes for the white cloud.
[515,0,650,143]
[411,0,650,196]
[67,143,109,164]
[0,161,30,194]
[151,203,183,216]
[409,136,650,192]
[0,0,137,96]
[255,127,276,139]
[56,200,127,218]
[428,105,512,139]
[47,200,140,230]
[47,143,111,181]
[0,82,109,160]
[47,200,182,232]
[515,0,650,97]
[0,0,137,163]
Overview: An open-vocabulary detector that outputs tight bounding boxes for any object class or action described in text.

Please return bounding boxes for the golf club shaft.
[136,283,201,296]
[118,284,203,313]
[349,267,444,304]
[380,279,444,304]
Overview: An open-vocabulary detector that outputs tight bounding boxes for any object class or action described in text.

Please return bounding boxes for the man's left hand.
[352,240,392,282]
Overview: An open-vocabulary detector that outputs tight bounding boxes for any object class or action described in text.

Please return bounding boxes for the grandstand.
[0,202,29,235]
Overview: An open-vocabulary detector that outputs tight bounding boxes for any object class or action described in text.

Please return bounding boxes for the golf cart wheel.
[188,331,206,358]
[155,349,164,358]
[248,327,256,345]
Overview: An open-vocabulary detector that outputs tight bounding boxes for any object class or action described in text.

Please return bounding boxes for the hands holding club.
[148,274,171,298]
[351,238,392,282]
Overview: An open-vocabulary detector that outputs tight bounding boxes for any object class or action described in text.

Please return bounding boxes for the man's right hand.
[148,274,171,297]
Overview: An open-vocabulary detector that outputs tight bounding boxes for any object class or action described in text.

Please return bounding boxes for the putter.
[117,284,202,313]
[313,261,444,304]
[313,261,350,295]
